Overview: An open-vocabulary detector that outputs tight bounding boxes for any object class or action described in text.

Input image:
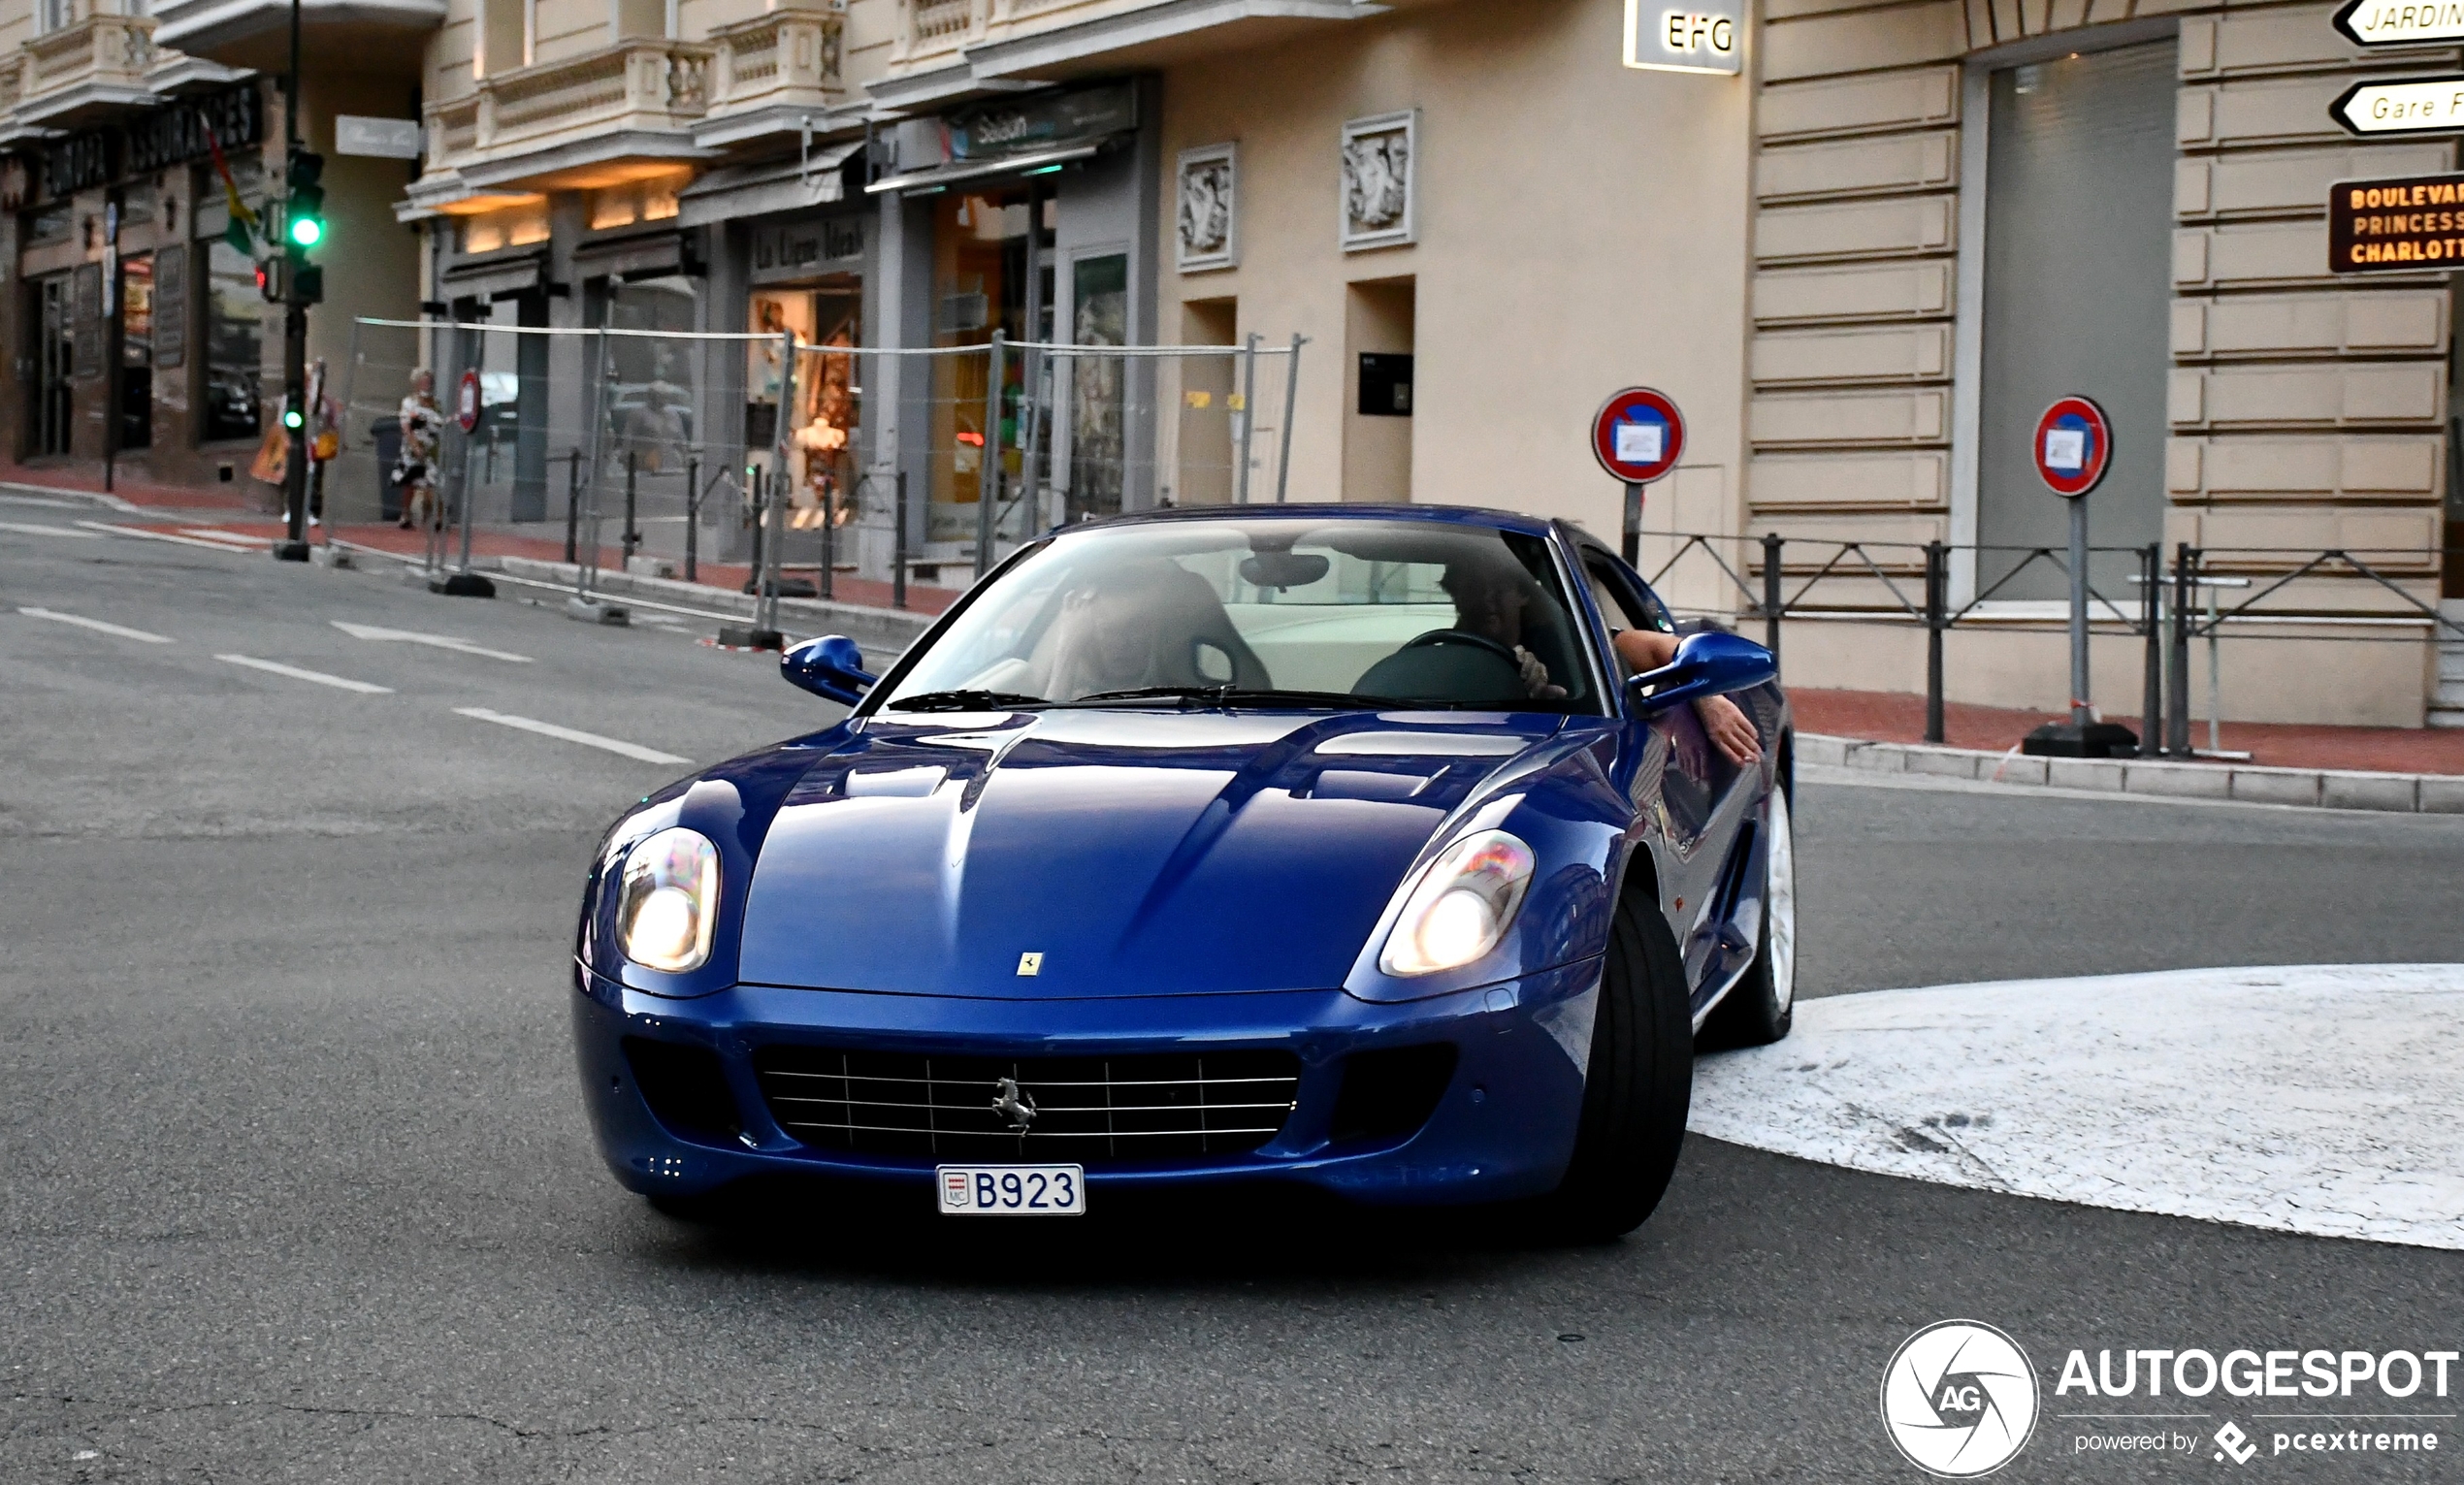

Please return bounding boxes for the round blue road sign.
[1592,387,1685,486]
[2033,396,2112,499]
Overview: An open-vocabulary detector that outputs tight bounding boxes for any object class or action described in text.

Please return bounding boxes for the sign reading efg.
[2327,170,2464,273]
[1623,0,1742,75]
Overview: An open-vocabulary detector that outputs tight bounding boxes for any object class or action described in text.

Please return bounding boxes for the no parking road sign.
[1592,387,1686,565]
[2033,396,2111,499]
[456,369,483,435]
[1592,387,1685,486]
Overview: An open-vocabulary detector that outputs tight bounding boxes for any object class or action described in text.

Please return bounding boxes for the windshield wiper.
[1059,685,1402,710]
[886,689,1050,712]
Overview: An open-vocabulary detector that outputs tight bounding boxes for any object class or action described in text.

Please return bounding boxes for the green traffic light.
[283,407,304,429]
[288,215,323,248]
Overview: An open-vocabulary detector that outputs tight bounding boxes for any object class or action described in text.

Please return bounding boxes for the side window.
[1582,554,1670,677]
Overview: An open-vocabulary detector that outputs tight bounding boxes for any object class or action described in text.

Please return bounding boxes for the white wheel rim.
[1765,786,1797,1012]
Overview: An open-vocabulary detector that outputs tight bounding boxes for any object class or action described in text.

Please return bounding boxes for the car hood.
[735,709,1565,997]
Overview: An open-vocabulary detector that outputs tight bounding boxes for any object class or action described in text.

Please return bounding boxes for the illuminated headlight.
[1378,829,1536,977]
[616,827,719,972]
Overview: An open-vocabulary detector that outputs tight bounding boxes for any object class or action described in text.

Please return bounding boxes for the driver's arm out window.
[1584,556,1670,678]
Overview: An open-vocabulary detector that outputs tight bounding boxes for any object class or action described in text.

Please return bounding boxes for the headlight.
[616,827,719,972]
[1379,829,1536,977]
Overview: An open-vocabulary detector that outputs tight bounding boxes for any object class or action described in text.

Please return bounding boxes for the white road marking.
[0,520,106,539]
[76,521,256,553]
[0,492,92,508]
[213,653,394,694]
[17,605,175,643]
[453,707,689,765]
[1690,963,2464,1250]
[330,620,532,663]
[177,526,269,546]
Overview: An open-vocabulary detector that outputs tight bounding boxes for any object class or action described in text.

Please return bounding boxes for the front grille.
[752,1046,1302,1162]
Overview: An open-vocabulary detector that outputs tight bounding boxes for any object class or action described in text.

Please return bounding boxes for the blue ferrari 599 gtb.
[573,504,1796,1239]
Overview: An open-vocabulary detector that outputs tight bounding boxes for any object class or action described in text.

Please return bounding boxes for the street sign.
[336,114,422,161]
[2328,170,2464,271]
[2333,0,2464,47]
[1592,387,1685,485]
[2033,396,2111,499]
[456,369,482,434]
[2328,75,2464,137]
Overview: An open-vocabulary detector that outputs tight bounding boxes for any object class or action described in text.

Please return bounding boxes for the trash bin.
[372,416,403,522]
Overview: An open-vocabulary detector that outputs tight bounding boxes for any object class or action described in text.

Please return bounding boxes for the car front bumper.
[571,956,1604,1211]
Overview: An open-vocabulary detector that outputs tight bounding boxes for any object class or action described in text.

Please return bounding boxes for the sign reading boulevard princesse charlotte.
[2326,171,2464,273]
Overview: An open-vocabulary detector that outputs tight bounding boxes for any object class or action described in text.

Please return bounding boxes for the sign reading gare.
[2328,172,2464,272]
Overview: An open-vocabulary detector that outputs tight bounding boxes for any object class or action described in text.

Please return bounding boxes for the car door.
[1572,538,1768,1006]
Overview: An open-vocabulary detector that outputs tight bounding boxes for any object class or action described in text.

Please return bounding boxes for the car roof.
[1065,502,1563,541]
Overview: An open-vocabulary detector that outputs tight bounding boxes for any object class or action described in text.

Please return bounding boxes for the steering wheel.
[1403,629,1520,665]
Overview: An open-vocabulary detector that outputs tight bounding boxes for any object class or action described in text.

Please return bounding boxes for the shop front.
[865,79,1160,569]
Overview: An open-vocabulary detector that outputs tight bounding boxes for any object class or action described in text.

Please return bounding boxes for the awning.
[864,141,1104,195]
[676,141,863,227]
[571,229,697,282]
[439,248,553,302]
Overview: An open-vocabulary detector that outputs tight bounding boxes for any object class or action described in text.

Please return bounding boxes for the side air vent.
[1327,1044,1459,1146]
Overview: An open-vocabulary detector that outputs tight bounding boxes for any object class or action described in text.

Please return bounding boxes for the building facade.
[4,0,2453,724]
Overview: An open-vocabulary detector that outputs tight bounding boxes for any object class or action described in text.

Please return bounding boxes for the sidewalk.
[2,462,260,512]
[1790,687,2464,777]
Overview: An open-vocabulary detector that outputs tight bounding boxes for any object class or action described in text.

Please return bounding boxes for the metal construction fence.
[340,318,1304,618]
[1635,530,2463,756]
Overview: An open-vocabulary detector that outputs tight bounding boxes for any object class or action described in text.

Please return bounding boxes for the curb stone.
[1800,733,2463,815]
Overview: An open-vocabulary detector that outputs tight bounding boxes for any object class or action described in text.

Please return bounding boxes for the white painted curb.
[1799,732,2464,814]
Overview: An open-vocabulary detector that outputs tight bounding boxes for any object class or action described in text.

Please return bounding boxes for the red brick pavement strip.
[3,462,261,512]
[1791,687,2464,778]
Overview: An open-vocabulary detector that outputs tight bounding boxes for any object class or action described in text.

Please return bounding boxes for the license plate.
[936,1163,1086,1215]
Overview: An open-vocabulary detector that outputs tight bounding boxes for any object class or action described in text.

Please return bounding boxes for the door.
[118,252,152,451]
[33,274,74,457]
[1973,39,2176,600]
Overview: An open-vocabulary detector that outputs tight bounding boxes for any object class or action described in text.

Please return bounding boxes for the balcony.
[415,40,715,203]
[695,4,845,150]
[149,0,443,77]
[870,0,1383,111]
[14,12,157,129]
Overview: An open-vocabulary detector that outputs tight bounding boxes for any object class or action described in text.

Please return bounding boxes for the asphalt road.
[5,496,2461,1484]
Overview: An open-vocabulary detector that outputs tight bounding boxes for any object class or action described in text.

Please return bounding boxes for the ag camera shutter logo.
[1881,1320,2041,1476]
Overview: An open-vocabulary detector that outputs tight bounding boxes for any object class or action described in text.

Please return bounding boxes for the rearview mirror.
[1626,630,1775,716]
[782,634,875,705]
[1239,551,1331,590]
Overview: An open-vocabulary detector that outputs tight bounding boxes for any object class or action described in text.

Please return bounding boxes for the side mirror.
[1626,630,1776,716]
[782,634,875,705]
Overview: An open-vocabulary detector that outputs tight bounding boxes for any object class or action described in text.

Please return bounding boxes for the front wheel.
[1532,889,1695,1242]
[1701,779,1797,1049]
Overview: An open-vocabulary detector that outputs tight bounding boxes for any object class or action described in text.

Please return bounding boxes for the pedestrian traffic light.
[285,149,326,250]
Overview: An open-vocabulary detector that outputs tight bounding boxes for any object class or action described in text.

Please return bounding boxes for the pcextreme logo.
[1880,1320,2041,1477]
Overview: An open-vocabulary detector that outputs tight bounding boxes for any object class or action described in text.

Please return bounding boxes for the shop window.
[32,274,74,457]
[749,278,861,528]
[118,252,152,451]
[590,274,697,475]
[927,189,1055,543]
[201,241,261,444]
[1068,252,1128,521]
[1971,40,2174,600]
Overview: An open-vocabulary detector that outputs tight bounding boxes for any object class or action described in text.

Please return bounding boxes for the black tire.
[1698,774,1798,1050]
[1534,888,1695,1242]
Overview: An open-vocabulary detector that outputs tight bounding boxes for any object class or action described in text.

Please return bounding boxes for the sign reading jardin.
[2333,0,2464,46]
[2327,171,2464,272]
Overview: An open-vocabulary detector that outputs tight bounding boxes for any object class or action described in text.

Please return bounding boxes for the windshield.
[874,517,1601,713]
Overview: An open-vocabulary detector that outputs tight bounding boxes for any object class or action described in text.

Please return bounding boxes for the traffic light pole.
[273,0,309,562]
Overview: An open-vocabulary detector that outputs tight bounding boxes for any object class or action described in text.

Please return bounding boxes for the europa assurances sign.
[2326,171,2464,273]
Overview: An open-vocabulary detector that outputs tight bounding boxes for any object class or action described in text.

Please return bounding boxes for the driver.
[1438,556,1569,701]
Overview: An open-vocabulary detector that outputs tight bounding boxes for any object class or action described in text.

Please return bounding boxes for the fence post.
[1924,538,1947,744]
[2166,542,2194,757]
[892,468,909,611]
[820,473,836,602]
[976,332,1004,580]
[1274,333,1303,503]
[684,452,699,585]
[1235,331,1260,505]
[2138,541,2162,758]
[1761,532,1784,669]
[622,448,639,565]
[563,448,580,565]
